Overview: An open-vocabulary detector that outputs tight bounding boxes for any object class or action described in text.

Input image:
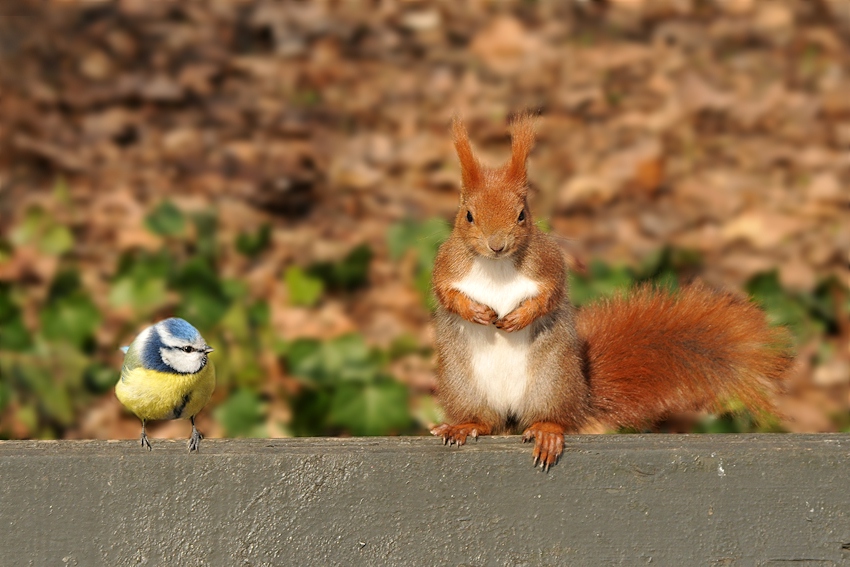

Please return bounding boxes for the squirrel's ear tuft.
[452,115,481,191]
[505,112,536,187]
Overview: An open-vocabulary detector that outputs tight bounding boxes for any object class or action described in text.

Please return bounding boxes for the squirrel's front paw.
[431,422,491,446]
[464,302,498,326]
[522,422,566,471]
[495,306,534,332]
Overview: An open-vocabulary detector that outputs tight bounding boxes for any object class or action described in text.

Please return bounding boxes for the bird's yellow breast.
[115,363,215,422]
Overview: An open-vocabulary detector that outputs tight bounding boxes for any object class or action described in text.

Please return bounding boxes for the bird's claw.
[188,426,203,452]
[140,432,152,451]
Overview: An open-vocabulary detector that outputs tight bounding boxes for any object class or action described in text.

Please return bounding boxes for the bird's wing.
[121,342,142,373]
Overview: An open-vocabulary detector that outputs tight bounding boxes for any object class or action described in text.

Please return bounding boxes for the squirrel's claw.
[431,422,490,446]
[522,422,566,471]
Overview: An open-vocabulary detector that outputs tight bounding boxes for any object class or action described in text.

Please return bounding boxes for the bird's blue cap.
[159,317,202,341]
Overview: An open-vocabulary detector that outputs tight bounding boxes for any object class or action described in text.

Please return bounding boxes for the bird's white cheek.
[159,348,204,374]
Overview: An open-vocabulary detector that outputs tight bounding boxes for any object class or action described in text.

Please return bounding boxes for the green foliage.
[286,334,413,436]
[145,200,185,237]
[214,388,266,438]
[691,410,785,434]
[109,253,170,315]
[10,206,74,255]
[308,244,373,291]
[172,257,232,329]
[569,261,634,306]
[0,284,31,351]
[191,210,219,261]
[387,218,451,308]
[2,339,97,437]
[40,270,101,350]
[286,334,376,383]
[328,380,410,436]
[284,243,373,306]
[747,271,842,343]
[285,266,325,307]
[236,224,271,258]
[569,246,700,306]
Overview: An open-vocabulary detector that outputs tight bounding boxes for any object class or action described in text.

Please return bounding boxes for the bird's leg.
[140,420,152,451]
[188,415,203,452]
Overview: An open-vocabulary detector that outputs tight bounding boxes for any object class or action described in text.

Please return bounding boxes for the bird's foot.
[140,431,152,451]
[521,422,566,471]
[188,425,204,452]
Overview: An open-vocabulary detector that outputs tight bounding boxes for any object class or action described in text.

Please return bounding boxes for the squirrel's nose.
[487,236,506,253]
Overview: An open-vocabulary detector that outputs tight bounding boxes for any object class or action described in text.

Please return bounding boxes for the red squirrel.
[430,114,793,469]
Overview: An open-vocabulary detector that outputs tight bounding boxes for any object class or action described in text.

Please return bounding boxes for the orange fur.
[506,113,535,185]
[578,284,793,428]
[452,115,481,190]
[434,284,498,325]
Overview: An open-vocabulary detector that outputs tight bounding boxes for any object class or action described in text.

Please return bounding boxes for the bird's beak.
[204,346,214,354]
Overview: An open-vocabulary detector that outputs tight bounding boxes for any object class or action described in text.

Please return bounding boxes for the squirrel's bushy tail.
[577,283,794,428]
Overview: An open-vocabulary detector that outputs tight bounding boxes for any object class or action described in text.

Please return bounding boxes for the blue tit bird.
[116,318,215,452]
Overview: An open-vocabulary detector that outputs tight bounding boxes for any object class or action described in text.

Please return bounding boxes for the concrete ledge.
[2,434,850,565]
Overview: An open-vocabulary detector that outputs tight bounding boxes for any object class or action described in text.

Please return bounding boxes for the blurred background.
[0,0,847,442]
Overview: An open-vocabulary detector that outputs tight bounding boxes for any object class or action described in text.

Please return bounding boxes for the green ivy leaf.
[307,244,373,291]
[108,275,168,314]
[84,364,117,395]
[285,338,324,382]
[9,206,74,255]
[289,388,332,437]
[387,218,450,309]
[0,377,10,413]
[286,334,376,384]
[214,388,266,438]
[192,211,218,261]
[746,271,816,339]
[0,284,31,351]
[40,225,74,255]
[40,297,100,349]
[172,257,231,328]
[40,270,100,349]
[569,260,634,306]
[115,249,172,280]
[236,224,271,258]
[145,201,185,237]
[285,266,324,307]
[328,379,411,436]
[10,207,46,246]
[387,218,449,267]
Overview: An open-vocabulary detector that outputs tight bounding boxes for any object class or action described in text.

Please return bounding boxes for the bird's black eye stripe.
[466,210,473,223]
[182,346,194,353]
[518,210,525,222]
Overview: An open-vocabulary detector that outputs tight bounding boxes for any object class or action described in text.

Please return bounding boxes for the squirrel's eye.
[182,346,194,353]
[466,211,473,223]
[518,210,525,222]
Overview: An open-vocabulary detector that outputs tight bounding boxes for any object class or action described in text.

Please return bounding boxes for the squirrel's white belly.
[452,257,539,415]
[459,321,533,416]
